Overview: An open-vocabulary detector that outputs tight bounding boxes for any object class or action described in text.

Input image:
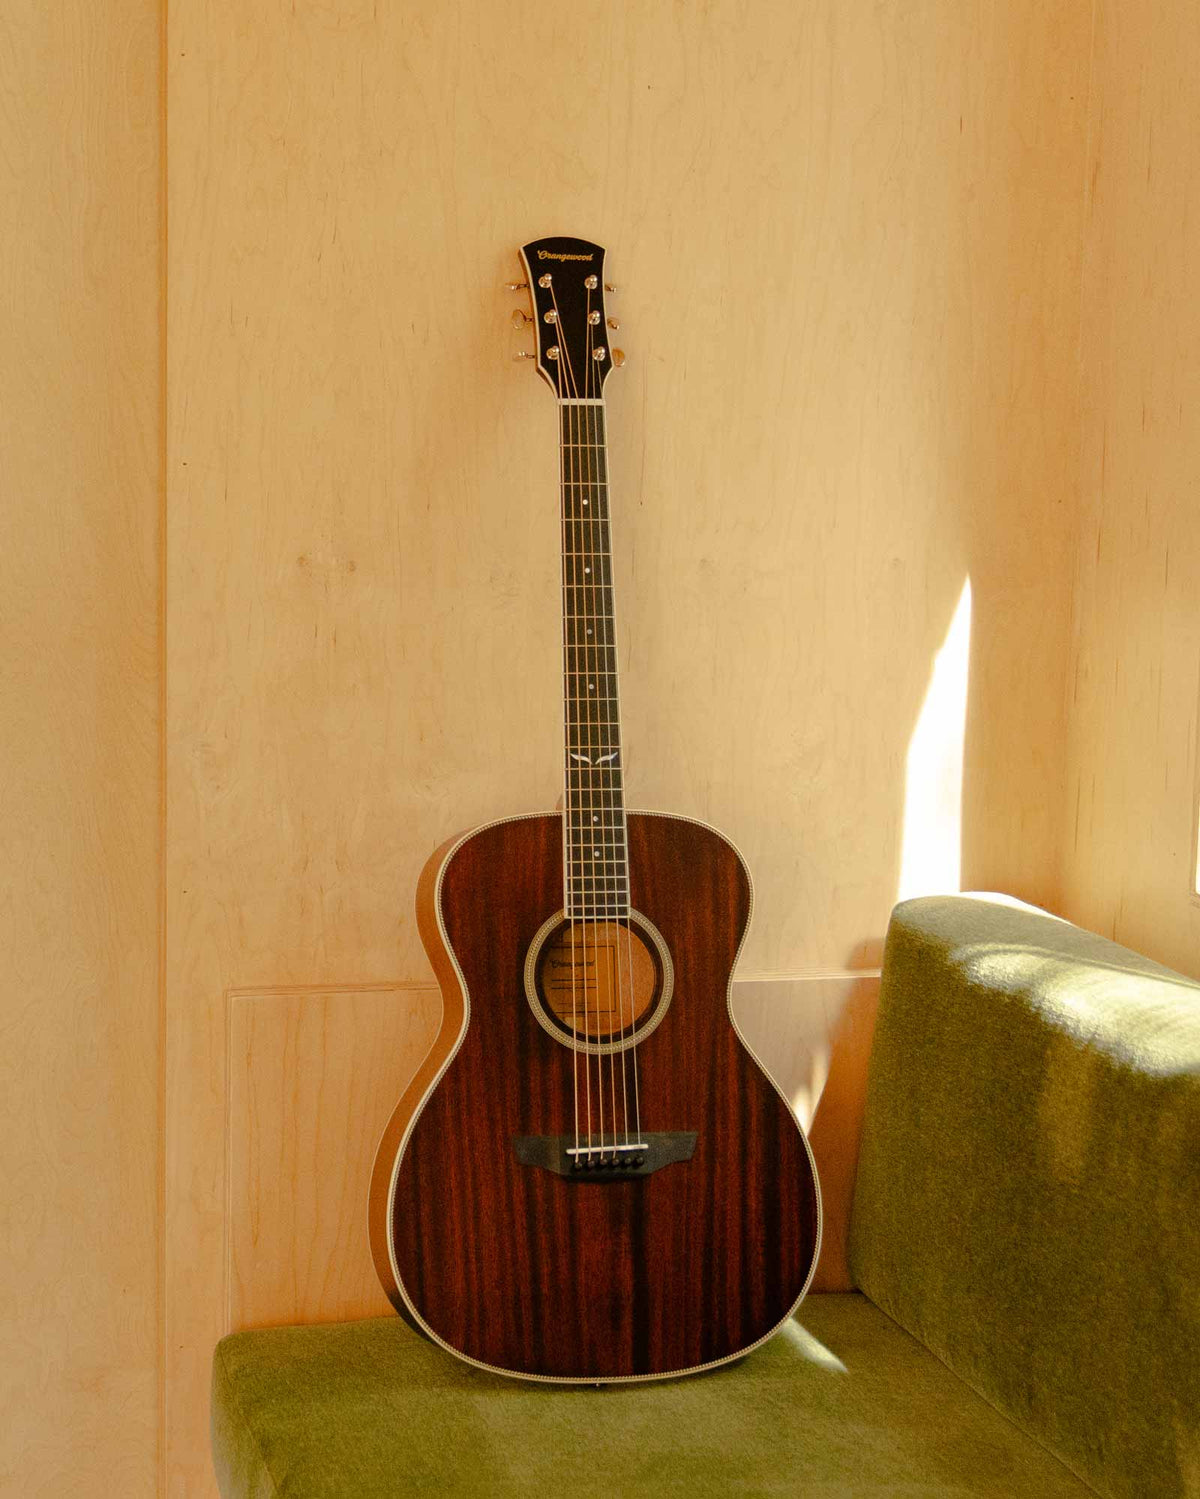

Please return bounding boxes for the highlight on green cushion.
[850,893,1200,1499]
[211,1294,1095,1498]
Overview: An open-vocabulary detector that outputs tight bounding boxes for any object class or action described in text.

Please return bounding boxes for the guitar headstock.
[510,236,623,398]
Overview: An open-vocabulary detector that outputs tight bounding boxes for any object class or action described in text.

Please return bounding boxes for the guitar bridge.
[512,1131,697,1180]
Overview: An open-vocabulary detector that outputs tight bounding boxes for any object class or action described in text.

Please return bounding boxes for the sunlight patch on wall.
[897,577,972,900]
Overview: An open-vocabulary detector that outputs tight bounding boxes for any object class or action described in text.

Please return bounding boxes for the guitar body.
[369,809,822,1382]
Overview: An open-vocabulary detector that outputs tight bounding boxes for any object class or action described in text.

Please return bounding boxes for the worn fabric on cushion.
[850,894,1200,1499]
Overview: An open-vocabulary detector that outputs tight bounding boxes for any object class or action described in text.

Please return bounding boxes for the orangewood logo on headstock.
[538,250,594,261]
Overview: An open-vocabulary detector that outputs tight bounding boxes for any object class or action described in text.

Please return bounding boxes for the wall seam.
[1059,0,1101,921]
[157,0,169,1493]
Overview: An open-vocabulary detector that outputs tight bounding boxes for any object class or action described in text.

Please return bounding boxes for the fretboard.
[560,401,628,919]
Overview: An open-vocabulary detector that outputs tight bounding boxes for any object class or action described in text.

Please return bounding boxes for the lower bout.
[393,1161,816,1383]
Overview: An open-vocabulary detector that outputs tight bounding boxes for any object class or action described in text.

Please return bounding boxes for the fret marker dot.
[584,566,591,574]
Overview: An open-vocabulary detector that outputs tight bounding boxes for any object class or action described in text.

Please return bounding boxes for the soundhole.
[523,910,674,1055]
[539,921,655,1038]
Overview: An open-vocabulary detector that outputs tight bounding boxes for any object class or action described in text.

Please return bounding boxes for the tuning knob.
[604,283,617,293]
[513,350,536,361]
[611,348,626,367]
[504,281,529,291]
[606,317,620,330]
[510,308,531,329]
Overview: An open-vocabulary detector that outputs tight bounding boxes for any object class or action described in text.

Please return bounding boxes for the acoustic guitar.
[368,235,821,1382]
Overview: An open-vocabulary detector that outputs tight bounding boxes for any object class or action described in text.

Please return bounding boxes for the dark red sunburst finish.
[370,810,821,1381]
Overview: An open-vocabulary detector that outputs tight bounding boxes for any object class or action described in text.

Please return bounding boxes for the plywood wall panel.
[1063,1,1200,978]
[227,985,439,1330]
[167,3,1091,1489]
[0,4,161,1494]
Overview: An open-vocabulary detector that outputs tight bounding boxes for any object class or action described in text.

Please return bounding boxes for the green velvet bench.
[212,895,1200,1497]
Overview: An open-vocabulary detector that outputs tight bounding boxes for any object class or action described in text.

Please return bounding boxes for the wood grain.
[165,1,1093,1486]
[9,0,1179,1485]
[0,2,161,1493]
[227,985,439,1330]
[1063,1,1200,981]
[385,812,819,1378]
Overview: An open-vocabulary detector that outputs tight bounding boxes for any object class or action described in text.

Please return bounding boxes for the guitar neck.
[560,399,629,921]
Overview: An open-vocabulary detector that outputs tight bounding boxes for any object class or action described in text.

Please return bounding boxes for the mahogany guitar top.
[374,810,821,1382]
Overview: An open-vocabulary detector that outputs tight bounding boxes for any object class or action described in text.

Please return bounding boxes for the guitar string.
[576,389,604,1158]
[590,382,643,1149]
[573,383,637,1154]
[595,395,633,1153]
[550,278,593,1160]
[554,331,580,1165]
[550,276,601,1159]
[566,331,639,1156]
[583,292,626,1155]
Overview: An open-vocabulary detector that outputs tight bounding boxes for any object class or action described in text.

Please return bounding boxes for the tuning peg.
[510,308,531,329]
[611,348,626,367]
[513,350,537,362]
[606,317,620,330]
[604,283,617,293]
[504,281,529,291]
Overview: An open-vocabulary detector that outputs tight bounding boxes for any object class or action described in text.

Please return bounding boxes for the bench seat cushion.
[212,1293,1093,1497]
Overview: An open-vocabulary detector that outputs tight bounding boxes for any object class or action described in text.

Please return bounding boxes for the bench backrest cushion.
[849,894,1200,1499]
